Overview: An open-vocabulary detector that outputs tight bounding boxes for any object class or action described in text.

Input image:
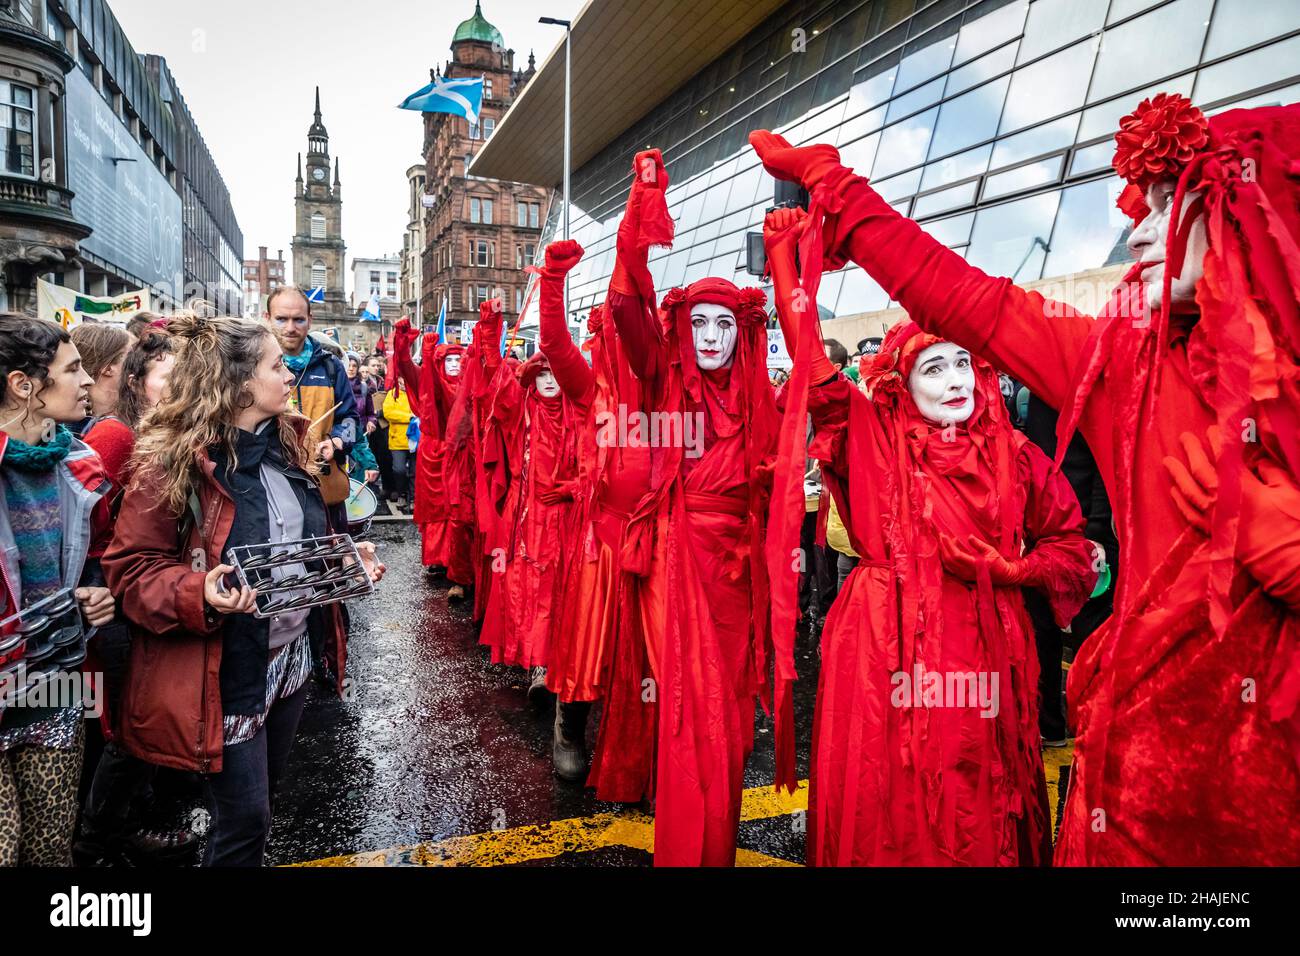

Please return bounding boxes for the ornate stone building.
[419,2,548,336]
[291,87,347,313]
[0,1,88,313]
[401,162,425,321]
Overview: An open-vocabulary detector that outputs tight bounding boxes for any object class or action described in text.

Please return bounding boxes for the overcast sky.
[113,0,583,274]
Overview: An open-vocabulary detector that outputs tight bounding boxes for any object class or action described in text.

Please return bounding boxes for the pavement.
[252,521,1071,866]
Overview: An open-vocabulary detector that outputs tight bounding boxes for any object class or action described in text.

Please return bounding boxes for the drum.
[344,479,378,536]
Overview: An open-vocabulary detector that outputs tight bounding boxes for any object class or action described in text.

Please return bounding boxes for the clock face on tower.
[312,167,327,182]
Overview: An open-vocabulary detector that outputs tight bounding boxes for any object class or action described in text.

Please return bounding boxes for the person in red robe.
[531,241,659,790]
[606,149,780,867]
[391,318,474,599]
[764,204,1095,866]
[750,93,1300,865]
[444,301,507,619]
[477,336,583,687]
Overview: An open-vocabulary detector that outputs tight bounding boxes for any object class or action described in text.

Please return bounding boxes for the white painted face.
[444,353,462,378]
[533,367,560,399]
[1126,179,1206,314]
[691,303,737,371]
[907,341,975,425]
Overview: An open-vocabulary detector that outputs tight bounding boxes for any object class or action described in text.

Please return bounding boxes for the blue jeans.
[201,683,308,867]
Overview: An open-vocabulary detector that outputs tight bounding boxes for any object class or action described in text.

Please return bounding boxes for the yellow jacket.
[382,387,412,452]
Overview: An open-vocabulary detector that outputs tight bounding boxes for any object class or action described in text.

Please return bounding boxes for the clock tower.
[291,87,346,310]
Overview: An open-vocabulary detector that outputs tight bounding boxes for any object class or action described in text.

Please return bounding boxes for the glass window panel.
[966,191,1061,280]
[1107,0,1162,22]
[1194,35,1300,105]
[817,270,845,315]
[1205,80,1300,113]
[983,155,1063,199]
[1078,73,1194,140]
[874,168,923,203]
[920,211,975,247]
[895,34,957,91]
[835,105,886,147]
[872,107,938,179]
[1204,0,1300,60]
[1069,140,1113,176]
[838,132,881,178]
[1018,0,1106,63]
[955,0,1029,65]
[928,76,1010,158]
[847,57,901,115]
[945,42,1018,97]
[1000,42,1096,132]
[1088,0,1212,103]
[915,181,978,217]
[886,77,945,122]
[921,144,993,189]
[991,113,1079,168]
[837,265,891,315]
[1043,178,1134,278]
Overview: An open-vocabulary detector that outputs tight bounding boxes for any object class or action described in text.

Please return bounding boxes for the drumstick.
[309,400,344,431]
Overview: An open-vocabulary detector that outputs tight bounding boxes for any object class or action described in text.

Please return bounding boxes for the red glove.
[538,479,578,505]
[543,239,585,277]
[393,316,417,348]
[613,149,672,300]
[938,533,1032,586]
[1163,428,1220,534]
[749,130,846,191]
[764,206,837,385]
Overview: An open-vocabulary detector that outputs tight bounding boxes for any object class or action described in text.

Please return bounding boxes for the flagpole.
[541,17,573,319]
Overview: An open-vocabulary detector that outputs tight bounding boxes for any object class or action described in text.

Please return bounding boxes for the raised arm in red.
[749,131,1096,413]
[607,149,675,385]
[537,240,595,403]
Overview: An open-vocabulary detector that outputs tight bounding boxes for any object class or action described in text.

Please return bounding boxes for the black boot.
[552,701,591,782]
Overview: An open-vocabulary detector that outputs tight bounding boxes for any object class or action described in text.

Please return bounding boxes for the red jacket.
[101,432,346,773]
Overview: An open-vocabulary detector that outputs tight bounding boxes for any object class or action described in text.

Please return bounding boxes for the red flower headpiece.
[660,287,688,311]
[735,286,769,327]
[1113,93,1210,187]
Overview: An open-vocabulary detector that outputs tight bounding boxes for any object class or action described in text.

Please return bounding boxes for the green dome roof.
[453,2,504,47]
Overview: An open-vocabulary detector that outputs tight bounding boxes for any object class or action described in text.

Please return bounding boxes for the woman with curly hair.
[102,313,383,866]
[0,314,115,866]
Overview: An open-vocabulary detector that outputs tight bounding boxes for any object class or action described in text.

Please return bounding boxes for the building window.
[310,212,326,239]
[516,201,540,229]
[515,243,537,269]
[515,287,524,313]
[311,260,327,288]
[472,240,493,267]
[469,121,480,140]
[485,78,494,100]
[483,117,495,139]
[1,81,37,178]
[469,197,494,224]
[478,284,489,306]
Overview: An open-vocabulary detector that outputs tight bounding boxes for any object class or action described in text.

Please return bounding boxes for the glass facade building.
[536,0,1300,325]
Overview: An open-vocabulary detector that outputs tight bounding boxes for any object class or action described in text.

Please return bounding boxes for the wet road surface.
[268,520,824,866]
[140,519,1074,866]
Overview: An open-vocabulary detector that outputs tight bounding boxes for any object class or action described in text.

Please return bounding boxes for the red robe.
[445,305,506,618]
[393,328,473,585]
[607,278,779,868]
[786,318,1094,866]
[814,157,1300,864]
[478,354,583,669]
[534,264,658,805]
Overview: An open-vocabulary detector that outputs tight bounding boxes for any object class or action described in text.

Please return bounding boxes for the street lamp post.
[540,16,572,316]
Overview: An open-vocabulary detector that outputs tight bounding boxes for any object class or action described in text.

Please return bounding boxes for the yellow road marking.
[296,781,810,868]
[297,748,1072,867]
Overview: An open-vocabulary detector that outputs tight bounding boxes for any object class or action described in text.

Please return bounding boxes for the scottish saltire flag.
[435,299,447,343]
[500,322,508,357]
[360,293,381,323]
[306,287,326,304]
[398,74,484,127]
